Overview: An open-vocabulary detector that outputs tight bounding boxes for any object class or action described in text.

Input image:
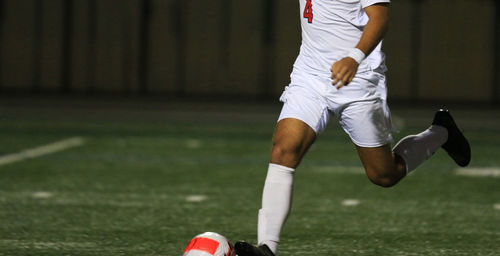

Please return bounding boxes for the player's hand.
[330,57,359,89]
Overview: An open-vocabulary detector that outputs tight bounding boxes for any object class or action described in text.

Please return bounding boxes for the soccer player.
[234,1,471,256]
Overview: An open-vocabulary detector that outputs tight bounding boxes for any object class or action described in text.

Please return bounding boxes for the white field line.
[455,167,500,178]
[186,195,208,202]
[0,137,85,166]
[185,139,202,149]
[31,191,54,199]
[0,239,97,249]
[341,199,360,206]
[314,166,500,178]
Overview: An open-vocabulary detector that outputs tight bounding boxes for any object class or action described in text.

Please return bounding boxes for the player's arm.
[356,3,390,58]
[331,3,390,89]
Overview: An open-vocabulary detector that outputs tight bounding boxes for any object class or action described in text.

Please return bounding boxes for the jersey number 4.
[303,0,313,23]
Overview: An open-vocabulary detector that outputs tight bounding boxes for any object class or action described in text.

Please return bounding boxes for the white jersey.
[294,0,390,76]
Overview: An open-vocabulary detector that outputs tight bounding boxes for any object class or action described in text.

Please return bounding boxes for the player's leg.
[356,144,406,187]
[356,109,470,187]
[335,69,470,186]
[355,115,449,187]
[269,118,317,168]
[236,118,316,256]
[236,69,329,256]
[260,117,316,250]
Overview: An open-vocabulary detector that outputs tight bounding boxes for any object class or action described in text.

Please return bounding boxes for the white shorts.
[278,68,395,147]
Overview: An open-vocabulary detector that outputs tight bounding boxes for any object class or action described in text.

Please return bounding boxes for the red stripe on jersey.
[184,237,220,255]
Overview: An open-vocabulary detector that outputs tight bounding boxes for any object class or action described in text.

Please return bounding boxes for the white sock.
[393,125,448,173]
[257,163,295,255]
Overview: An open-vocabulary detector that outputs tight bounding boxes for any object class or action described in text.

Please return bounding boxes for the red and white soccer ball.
[183,232,234,256]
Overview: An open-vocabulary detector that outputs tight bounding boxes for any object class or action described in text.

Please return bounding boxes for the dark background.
[0,0,499,103]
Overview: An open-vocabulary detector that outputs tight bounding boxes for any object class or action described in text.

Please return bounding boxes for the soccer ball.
[183,232,234,256]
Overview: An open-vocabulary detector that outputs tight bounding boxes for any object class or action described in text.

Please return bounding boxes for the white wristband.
[347,48,366,64]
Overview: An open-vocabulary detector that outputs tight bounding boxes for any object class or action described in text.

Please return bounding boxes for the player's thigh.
[338,98,393,148]
[355,144,396,177]
[271,118,317,167]
[274,68,329,166]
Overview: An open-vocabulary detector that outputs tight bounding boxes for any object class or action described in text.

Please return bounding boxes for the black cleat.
[432,109,471,167]
[234,241,275,256]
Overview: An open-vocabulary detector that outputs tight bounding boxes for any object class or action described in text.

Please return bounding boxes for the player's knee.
[365,168,399,188]
[370,176,397,188]
[270,143,302,165]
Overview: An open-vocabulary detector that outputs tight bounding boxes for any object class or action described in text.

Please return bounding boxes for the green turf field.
[0,97,499,256]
